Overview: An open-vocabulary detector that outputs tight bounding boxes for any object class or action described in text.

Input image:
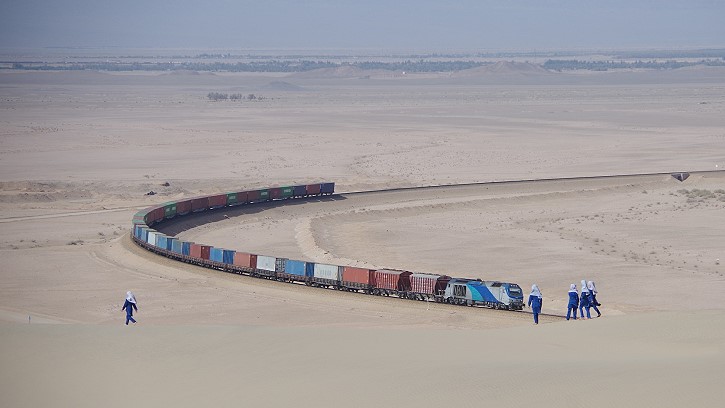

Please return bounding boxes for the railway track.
[3,169,720,223]
[339,169,722,196]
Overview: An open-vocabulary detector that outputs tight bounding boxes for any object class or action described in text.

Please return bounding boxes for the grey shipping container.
[313,263,342,281]
[256,255,276,272]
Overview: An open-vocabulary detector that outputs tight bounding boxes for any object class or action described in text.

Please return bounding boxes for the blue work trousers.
[566,305,578,320]
[126,313,136,325]
[579,304,591,319]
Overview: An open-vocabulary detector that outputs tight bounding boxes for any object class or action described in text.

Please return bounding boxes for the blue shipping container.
[171,239,183,254]
[166,237,177,251]
[293,185,307,197]
[136,225,148,240]
[210,248,224,263]
[320,182,335,195]
[223,249,235,264]
[285,259,308,276]
[156,235,168,250]
[182,241,192,256]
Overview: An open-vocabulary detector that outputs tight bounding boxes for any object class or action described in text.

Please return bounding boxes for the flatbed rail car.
[131,181,525,311]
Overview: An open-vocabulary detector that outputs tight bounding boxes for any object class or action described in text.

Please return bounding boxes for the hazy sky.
[1,0,724,52]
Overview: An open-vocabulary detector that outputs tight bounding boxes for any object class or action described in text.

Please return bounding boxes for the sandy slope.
[1,68,725,407]
[2,311,724,408]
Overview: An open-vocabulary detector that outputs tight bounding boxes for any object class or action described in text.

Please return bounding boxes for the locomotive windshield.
[507,285,523,298]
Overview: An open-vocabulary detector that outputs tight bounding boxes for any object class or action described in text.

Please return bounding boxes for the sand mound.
[290,65,401,79]
[453,61,551,77]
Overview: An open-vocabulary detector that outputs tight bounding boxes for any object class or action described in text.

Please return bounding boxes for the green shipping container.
[164,202,177,218]
[259,189,270,201]
[226,192,238,205]
[281,186,294,198]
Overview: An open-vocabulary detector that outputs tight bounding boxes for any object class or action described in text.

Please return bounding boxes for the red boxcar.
[305,184,321,195]
[233,252,257,268]
[142,206,161,225]
[270,187,283,200]
[342,266,376,287]
[247,190,260,202]
[374,269,412,292]
[176,199,192,215]
[191,197,209,212]
[235,191,249,205]
[152,207,165,224]
[190,244,211,260]
[208,194,227,209]
[410,273,450,295]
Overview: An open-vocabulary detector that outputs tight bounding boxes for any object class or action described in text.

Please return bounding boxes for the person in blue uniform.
[587,281,601,317]
[122,291,138,325]
[566,283,579,320]
[579,280,591,319]
[528,284,543,324]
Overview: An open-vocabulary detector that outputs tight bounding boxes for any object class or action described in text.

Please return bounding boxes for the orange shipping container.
[342,266,376,286]
[233,252,257,268]
[190,244,211,260]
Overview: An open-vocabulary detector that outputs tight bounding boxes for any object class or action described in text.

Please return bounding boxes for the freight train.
[131,182,524,311]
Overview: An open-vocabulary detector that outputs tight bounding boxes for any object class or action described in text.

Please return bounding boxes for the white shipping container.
[313,263,341,281]
[146,231,158,246]
[256,255,276,272]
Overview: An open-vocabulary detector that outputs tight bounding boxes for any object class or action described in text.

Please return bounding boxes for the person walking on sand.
[122,291,138,325]
[587,281,601,317]
[566,283,579,321]
[579,280,591,320]
[528,284,543,324]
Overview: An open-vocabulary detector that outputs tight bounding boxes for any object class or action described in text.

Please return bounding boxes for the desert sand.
[1,65,725,407]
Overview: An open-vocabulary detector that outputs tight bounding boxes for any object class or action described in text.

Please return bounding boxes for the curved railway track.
[340,170,718,196]
[130,170,723,319]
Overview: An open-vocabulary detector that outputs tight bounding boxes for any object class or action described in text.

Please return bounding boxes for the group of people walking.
[527,281,601,324]
[566,281,601,320]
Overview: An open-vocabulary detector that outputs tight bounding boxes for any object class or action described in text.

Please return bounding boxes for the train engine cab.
[443,279,524,310]
[490,282,524,310]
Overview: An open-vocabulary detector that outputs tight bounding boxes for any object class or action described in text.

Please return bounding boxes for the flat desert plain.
[1,66,725,407]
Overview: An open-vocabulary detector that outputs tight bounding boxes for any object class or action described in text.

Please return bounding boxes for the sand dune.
[452,60,553,77]
[2,310,724,407]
